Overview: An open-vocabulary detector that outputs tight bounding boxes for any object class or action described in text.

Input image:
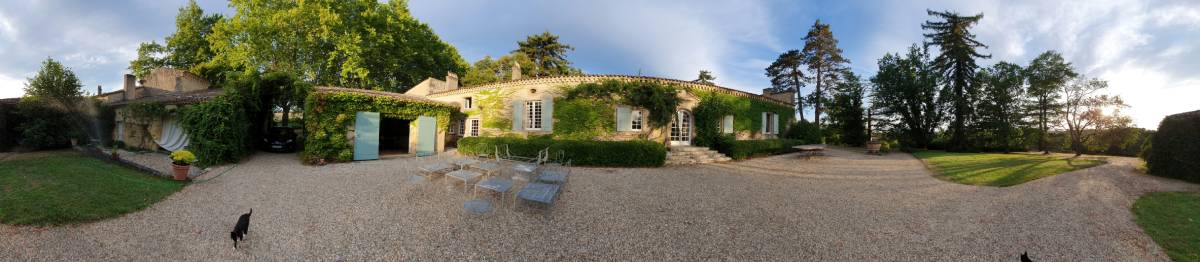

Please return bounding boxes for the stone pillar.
[446,72,459,90]
[123,74,137,100]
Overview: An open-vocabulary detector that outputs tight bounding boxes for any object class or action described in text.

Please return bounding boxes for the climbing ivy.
[690,89,794,147]
[563,80,681,129]
[552,98,615,140]
[468,87,514,130]
[301,91,458,164]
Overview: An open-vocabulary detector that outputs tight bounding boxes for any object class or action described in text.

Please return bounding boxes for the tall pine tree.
[765,50,808,122]
[977,62,1025,152]
[801,20,849,126]
[1024,51,1077,154]
[922,10,990,151]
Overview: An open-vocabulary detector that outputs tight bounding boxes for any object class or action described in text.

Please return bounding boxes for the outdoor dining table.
[445,170,483,193]
[793,144,827,159]
[453,158,480,169]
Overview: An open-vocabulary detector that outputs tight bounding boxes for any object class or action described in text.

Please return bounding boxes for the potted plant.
[111,144,120,160]
[169,150,196,181]
[866,136,882,154]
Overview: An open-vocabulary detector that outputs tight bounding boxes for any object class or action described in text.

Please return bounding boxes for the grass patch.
[913,151,1104,187]
[0,151,184,225]
[1134,192,1200,262]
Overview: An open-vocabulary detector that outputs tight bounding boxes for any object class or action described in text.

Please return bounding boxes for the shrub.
[1146,110,1200,182]
[15,98,84,149]
[713,138,805,160]
[179,94,252,167]
[457,136,666,167]
[784,120,822,144]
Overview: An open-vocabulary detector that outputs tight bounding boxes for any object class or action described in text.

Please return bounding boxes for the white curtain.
[155,116,190,152]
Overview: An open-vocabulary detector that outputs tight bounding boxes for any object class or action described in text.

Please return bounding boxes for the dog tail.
[249,208,253,215]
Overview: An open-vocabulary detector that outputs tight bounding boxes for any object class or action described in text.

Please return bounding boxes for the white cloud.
[0,73,25,98]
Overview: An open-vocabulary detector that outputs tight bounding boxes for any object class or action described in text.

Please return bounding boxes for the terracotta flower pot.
[866,141,882,154]
[172,163,190,181]
[111,151,119,160]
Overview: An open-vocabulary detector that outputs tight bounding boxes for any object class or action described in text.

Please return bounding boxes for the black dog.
[1020,251,1033,262]
[231,209,252,249]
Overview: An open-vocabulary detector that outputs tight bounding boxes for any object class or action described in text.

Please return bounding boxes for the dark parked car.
[263,127,299,153]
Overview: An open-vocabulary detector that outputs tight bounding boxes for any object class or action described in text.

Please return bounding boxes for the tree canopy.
[922,10,990,151]
[128,0,222,78]
[801,19,849,126]
[694,70,716,85]
[871,44,942,148]
[514,31,579,77]
[765,50,807,122]
[976,61,1025,151]
[1024,50,1077,153]
[207,0,467,92]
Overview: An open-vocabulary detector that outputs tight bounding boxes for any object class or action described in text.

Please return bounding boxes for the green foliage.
[915,150,1103,187]
[259,71,312,127]
[457,136,666,167]
[472,87,514,130]
[564,80,681,129]
[923,10,990,151]
[208,0,468,92]
[871,44,942,149]
[828,71,866,146]
[0,151,184,225]
[691,88,795,147]
[462,53,537,86]
[801,19,849,125]
[552,98,614,140]
[17,58,87,149]
[1146,110,1200,182]
[301,91,457,163]
[711,138,805,160]
[179,94,252,167]
[765,50,806,118]
[975,61,1025,152]
[122,102,169,121]
[1133,192,1200,262]
[694,70,716,85]
[128,0,222,77]
[783,120,823,144]
[515,31,580,77]
[1024,51,1077,153]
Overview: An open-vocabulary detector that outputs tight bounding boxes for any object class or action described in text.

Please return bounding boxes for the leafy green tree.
[514,31,578,77]
[1024,51,1077,154]
[976,61,1025,152]
[765,50,807,122]
[208,0,467,92]
[1061,76,1128,156]
[694,70,716,85]
[127,0,221,77]
[18,58,86,148]
[829,70,867,146]
[462,56,501,86]
[259,72,312,127]
[801,20,849,126]
[922,10,990,151]
[870,44,943,148]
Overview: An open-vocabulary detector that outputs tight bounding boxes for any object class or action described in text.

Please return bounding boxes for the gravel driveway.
[2,148,1196,260]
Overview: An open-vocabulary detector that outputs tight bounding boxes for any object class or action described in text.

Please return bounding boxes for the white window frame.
[463,97,473,109]
[763,112,778,134]
[468,118,480,137]
[630,110,643,131]
[525,100,543,130]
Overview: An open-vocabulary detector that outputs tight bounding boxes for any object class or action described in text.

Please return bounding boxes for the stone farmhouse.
[98,68,220,151]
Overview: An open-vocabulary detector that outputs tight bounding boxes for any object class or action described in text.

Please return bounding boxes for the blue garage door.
[415,115,436,157]
[353,112,380,161]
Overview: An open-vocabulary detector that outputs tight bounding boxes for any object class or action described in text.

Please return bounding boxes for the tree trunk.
[814,68,823,126]
[1039,101,1048,154]
[793,72,805,122]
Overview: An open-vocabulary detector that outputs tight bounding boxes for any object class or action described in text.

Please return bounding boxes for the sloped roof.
[428,74,792,106]
[107,89,224,106]
[313,86,456,107]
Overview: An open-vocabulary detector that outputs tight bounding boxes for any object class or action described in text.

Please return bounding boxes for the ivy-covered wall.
[691,89,795,147]
[552,98,615,140]
[301,90,458,164]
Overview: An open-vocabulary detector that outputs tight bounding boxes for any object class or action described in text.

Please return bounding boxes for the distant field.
[0,151,184,225]
[914,151,1104,187]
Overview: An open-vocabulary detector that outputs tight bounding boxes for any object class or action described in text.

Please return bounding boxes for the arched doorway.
[669,110,691,146]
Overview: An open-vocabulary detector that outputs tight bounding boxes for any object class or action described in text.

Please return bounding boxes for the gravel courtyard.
[2,147,1196,260]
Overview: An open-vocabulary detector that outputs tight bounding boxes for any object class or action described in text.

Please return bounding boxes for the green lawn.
[913,151,1104,187]
[0,151,185,225]
[1134,192,1200,262]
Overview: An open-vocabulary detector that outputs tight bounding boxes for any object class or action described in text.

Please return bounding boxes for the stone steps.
[665,146,732,165]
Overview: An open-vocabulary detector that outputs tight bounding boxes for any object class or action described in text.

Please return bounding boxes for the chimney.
[446,72,459,90]
[96,85,102,97]
[123,74,137,100]
[511,61,522,80]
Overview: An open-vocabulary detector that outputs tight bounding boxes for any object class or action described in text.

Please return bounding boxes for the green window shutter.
[616,105,631,132]
[772,114,779,135]
[722,115,734,134]
[512,100,524,131]
[415,115,437,156]
[542,97,554,132]
[353,111,380,161]
[760,112,767,134]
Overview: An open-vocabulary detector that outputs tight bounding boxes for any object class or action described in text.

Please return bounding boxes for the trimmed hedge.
[1146,110,1200,182]
[457,136,666,167]
[714,138,806,160]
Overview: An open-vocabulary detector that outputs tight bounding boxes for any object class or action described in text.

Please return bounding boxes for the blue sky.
[1,0,1197,128]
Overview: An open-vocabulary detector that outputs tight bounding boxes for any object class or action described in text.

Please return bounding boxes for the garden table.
[445,170,483,193]
[793,144,827,159]
[474,177,515,206]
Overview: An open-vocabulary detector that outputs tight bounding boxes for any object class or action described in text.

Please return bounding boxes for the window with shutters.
[468,118,480,137]
[763,112,777,134]
[525,100,542,130]
[631,110,643,131]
